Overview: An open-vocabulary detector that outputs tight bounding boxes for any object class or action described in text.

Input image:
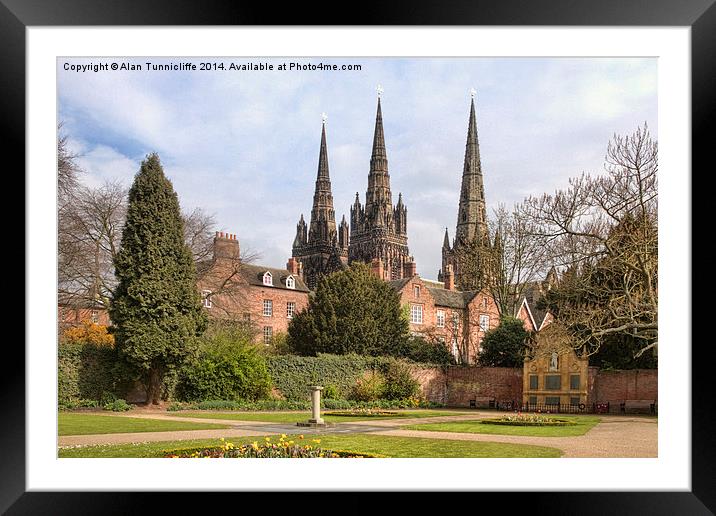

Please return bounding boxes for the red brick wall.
[444,366,523,407]
[410,366,448,404]
[590,369,658,409]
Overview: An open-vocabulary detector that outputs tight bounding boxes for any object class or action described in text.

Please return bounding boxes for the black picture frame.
[6,0,711,513]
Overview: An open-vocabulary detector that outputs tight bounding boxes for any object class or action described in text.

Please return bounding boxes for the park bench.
[621,399,656,415]
[469,397,496,409]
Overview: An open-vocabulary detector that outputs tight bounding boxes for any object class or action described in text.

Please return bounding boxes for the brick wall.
[444,366,523,407]
[590,369,658,411]
[410,365,448,404]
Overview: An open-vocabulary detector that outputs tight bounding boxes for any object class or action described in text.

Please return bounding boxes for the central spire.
[317,119,330,180]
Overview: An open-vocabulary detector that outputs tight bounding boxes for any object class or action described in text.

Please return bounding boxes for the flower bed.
[164,436,385,458]
[323,409,399,417]
[480,413,577,427]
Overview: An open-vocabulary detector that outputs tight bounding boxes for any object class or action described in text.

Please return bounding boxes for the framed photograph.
[10,0,711,512]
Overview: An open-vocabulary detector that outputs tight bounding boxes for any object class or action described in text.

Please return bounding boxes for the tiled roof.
[239,264,310,293]
[426,287,477,309]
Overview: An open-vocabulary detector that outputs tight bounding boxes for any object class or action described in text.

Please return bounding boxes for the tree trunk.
[146,367,162,405]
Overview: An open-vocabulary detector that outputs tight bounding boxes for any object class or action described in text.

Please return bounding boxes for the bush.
[62,321,115,347]
[58,340,127,406]
[478,316,530,367]
[165,398,442,411]
[402,336,455,365]
[322,384,340,400]
[176,325,272,402]
[350,371,386,401]
[103,398,132,412]
[379,359,421,400]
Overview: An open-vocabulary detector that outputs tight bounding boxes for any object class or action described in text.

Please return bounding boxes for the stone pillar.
[309,386,324,424]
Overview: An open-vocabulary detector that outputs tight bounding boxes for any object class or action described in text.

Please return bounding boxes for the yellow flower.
[264,437,271,442]
[312,439,321,444]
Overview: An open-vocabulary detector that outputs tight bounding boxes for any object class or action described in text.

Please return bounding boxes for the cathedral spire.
[455,92,488,245]
[317,117,330,180]
[371,96,387,163]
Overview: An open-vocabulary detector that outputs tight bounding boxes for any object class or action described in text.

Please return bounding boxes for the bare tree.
[489,203,549,317]
[183,208,218,270]
[57,123,82,201]
[519,124,658,358]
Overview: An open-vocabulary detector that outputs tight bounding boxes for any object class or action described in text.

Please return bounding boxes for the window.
[545,396,560,406]
[529,396,537,406]
[545,375,561,390]
[243,312,251,322]
[286,301,296,319]
[452,312,460,329]
[570,374,580,390]
[479,314,490,332]
[263,326,273,344]
[263,271,273,286]
[482,297,487,309]
[570,397,581,406]
[410,304,423,324]
[90,310,99,323]
[202,290,212,308]
[286,275,295,289]
[529,375,538,390]
[414,285,420,298]
[436,310,445,328]
[263,299,273,317]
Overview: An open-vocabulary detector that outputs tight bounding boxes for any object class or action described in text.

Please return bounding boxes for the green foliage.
[350,371,387,402]
[176,324,272,402]
[103,399,133,412]
[322,384,340,400]
[110,153,208,403]
[58,341,131,408]
[165,397,441,412]
[379,358,421,400]
[402,335,455,365]
[287,263,410,357]
[478,316,530,367]
[265,353,382,400]
[262,332,292,356]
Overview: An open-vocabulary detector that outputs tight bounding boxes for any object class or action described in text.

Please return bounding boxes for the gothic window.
[202,290,212,309]
[263,271,273,286]
[263,299,273,317]
[286,275,295,289]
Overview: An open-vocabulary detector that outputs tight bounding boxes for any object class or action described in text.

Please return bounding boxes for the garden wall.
[443,366,523,407]
[588,368,658,412]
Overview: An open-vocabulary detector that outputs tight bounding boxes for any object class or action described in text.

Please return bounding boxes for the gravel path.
[58,411,657,457]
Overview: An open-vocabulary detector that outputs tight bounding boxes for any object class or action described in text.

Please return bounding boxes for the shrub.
[350,371,386,401]
[322,384,340,400]
[379,358,421,400]
[176,325,272,402]
[62,321,115,347]
[58,341,126,406]
[164,437,385,458]
[103,398,132,412]
[478,316,529,367]
[402,336,455,365]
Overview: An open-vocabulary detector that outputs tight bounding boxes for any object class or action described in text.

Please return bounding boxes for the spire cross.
[376,84,384,98]
[321,112,328,124]
[470,87,477,99]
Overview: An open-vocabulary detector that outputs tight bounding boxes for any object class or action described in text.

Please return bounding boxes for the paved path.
[58,411,657,457]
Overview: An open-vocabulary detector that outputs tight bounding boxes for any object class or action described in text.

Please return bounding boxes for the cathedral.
[291,117,349,290]
[438,94,494,290]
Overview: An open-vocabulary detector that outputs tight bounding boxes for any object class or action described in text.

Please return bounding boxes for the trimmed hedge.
[166,398,440,412]
[58,342,119,408]
[266,353,385,400]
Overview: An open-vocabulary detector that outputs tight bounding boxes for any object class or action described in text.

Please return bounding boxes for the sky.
[57,57,657,279]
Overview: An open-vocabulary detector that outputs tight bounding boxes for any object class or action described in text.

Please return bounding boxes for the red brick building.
[197,232,311,344]
[389,263,500,365]
[58,296,110,332]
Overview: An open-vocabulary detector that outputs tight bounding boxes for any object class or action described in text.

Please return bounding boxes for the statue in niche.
[549,352,559,371]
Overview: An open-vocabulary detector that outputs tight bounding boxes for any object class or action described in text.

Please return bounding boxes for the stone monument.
[297,385,329,427]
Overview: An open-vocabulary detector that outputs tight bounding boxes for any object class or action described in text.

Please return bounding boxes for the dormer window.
[263,271,273,286]
[286,275,295,289]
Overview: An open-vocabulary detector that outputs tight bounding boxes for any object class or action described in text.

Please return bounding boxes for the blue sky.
[58,57,657,279]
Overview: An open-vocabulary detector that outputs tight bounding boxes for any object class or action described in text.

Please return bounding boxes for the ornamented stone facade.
[292,120,349,290]
[439,96,493,289]
[349,96,410,281]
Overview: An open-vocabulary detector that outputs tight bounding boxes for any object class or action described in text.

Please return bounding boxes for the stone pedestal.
[297,385,328,427]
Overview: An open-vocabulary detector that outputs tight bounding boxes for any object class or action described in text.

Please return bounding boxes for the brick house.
[197,232,311,344]
[57,295,110,332]
[389,263,500,365]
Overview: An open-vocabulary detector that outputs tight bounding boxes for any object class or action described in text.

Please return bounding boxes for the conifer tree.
[287,262,409,356]
[110,153,207,404]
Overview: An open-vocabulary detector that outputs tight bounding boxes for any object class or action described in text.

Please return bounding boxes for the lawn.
[58,433,562,458]
[403,415,601,437]
[168,410,461,424]
[58,413,232,436]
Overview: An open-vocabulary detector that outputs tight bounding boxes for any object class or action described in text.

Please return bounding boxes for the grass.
[58,413,231,436]
[403,415,601,437]
[167,409,460,424]
[58,433,562,458]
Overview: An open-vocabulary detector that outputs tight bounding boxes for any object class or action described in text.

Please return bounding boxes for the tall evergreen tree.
[110,153,207,404]
[287,262,409,356]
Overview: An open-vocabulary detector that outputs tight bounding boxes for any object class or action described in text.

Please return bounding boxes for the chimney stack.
[403,258,417,278]
[287,257,300,275]
[213,231,240,261]
[444,263,454,291]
